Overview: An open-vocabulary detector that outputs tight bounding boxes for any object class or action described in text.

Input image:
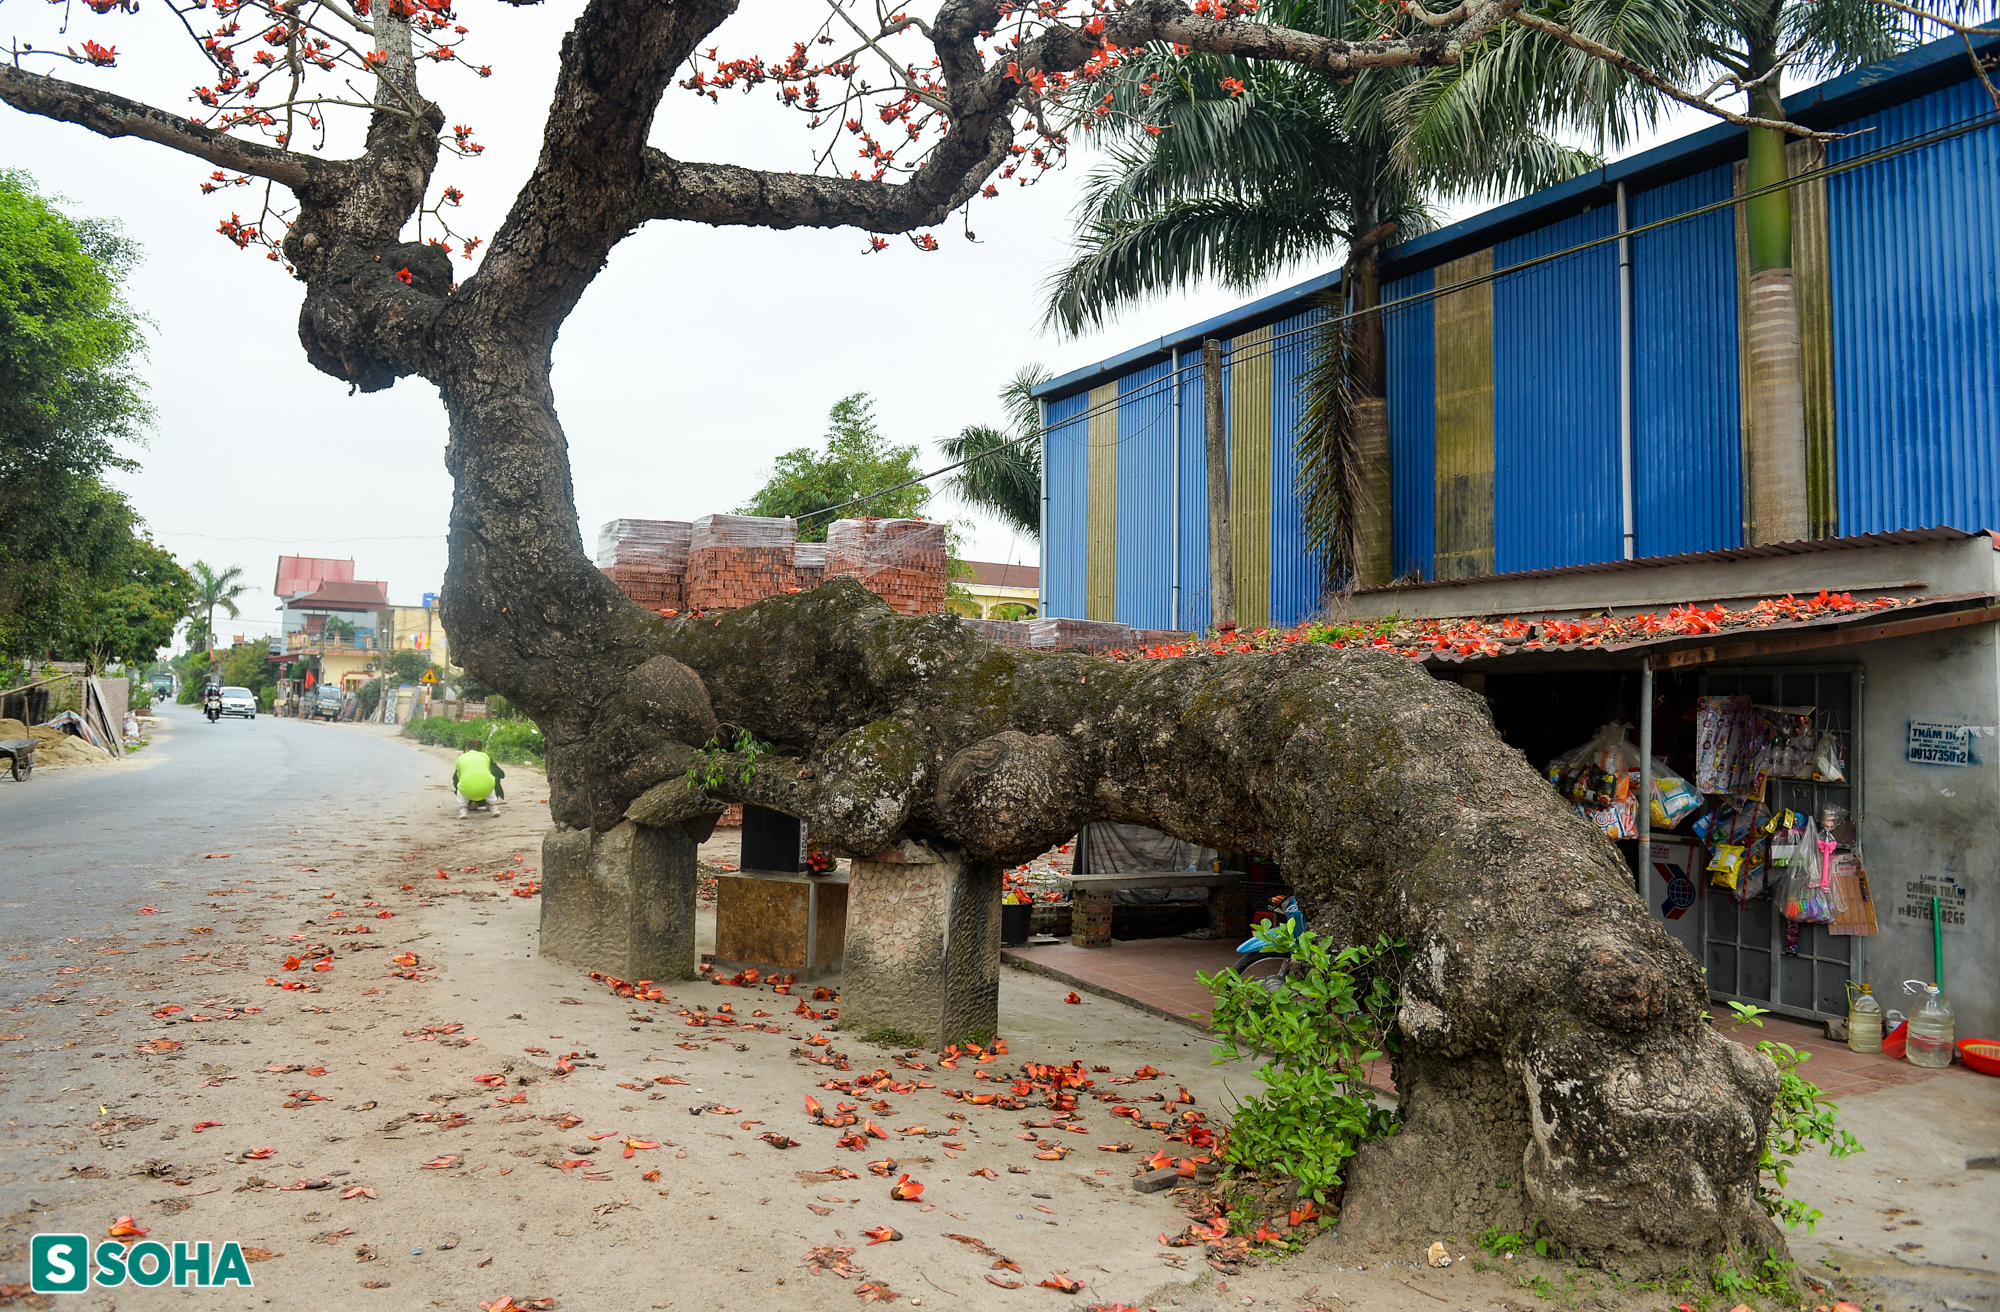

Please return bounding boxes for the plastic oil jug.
[1846,983,1882,1054]
[1903,980,1955,1068]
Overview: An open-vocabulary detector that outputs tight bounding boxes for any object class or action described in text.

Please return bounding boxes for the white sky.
[6,0,1712,649]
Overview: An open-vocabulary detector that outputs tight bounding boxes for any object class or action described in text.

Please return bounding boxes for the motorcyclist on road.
[203,685,222,723]
[452,738,505,818]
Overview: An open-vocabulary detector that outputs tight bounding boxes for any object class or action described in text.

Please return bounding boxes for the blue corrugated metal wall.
[1043,391,1090,618]
[1493,207,1622,571]
[1384,268,1436,579]
[1175,357,1212,632]
[1115,361,1176,629]
[1038,44,2000,617]
[1829,79,2000,534]
[1630,165,1744,556]
[1269,307,1323,624]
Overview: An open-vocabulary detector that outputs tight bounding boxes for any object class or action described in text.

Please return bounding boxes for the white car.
[219,686,258,719]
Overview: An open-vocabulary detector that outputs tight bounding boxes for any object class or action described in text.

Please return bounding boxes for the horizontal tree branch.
[0,64,343,192]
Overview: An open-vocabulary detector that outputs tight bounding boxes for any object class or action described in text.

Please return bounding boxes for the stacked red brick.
[597,519,690,613]
[826,518,948,616]
[793,543,828,592]
[686,514,797,612]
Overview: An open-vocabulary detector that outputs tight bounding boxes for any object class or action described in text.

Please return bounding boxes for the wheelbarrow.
[0,737,35,782]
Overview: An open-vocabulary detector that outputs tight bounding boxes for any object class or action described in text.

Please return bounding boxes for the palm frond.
[1043,192,1352,335]
[1296,291,1362,593]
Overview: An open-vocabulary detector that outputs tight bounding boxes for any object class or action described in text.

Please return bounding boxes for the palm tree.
[1043,0,1636,588]
[1405,0,1987,543]
[187,560,247,664]
[940,365,1051,540]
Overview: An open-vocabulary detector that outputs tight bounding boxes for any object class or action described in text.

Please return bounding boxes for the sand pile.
[0,717,114,767]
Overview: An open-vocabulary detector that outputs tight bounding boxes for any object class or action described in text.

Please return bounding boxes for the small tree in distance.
[738,393,928,542]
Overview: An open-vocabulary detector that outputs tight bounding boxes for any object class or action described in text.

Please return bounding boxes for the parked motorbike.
[1232,895,1306,981]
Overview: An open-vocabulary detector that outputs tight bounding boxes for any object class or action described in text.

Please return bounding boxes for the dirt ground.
[0,727,1951,1311]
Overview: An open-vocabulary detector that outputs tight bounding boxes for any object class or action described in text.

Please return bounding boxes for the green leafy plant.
[684,727,772,794]
[1481,1218,1561,1261]
[1726,1002,1863,1232]
[1199,924,1401,1202]
[400,715,544,763]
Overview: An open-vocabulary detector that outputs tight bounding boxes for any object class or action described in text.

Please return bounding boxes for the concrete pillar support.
[841,842,1000,1049]
[539,820,699,982]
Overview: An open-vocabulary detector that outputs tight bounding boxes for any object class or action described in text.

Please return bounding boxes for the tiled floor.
[1002,936,1239,1028]
[1002,935,1980,1102]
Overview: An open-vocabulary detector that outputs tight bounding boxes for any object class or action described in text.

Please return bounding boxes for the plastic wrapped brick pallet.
[826,517,948,615]
[793,542,828,591]
[686,513,797,611]
[961,617,1032,647]
[596,519,691,568]
[1025,617,1136,654]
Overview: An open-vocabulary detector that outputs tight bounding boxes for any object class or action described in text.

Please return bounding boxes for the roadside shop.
[1339,529,1999,1040]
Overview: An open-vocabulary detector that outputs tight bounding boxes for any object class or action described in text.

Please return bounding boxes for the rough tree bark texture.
[471,569,1782,1272]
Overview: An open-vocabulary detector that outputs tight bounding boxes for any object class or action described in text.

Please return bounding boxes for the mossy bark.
[478,575,1780,1272]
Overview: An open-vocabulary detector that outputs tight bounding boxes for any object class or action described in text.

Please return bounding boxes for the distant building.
[956,560,1039,620]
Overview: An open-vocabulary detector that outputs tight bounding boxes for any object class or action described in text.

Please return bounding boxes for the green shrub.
[1199,925,1402,1203]
[402,715,543,763]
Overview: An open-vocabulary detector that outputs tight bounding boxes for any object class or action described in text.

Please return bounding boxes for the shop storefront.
[1341,529,1999,1039]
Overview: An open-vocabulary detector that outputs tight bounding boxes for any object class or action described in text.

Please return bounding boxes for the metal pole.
[1617,180,1636,562]
[1203,339,1235,629]
[1170,346,1181,631]
[1037,397,1049,619]
[1637,657,1653,895]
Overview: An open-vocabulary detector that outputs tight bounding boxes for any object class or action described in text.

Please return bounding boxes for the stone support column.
[539,820,699,982]
[841,842,1000,1049]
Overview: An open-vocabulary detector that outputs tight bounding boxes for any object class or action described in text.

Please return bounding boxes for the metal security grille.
[1699,665,1865,1023]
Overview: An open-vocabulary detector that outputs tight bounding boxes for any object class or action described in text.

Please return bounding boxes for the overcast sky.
[8,0,1711,648]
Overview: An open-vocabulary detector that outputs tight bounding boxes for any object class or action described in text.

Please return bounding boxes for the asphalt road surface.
[0,702,442,1000]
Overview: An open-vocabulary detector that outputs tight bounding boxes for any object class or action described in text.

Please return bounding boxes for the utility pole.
[1203,338,1235,629]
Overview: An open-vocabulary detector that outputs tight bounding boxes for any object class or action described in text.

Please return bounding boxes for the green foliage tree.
[383,647,441,684]
[739,393,929,542]
[939,365,1049,540]
[74,534,195,671]
[220,638,277,695]
[0,169,182,664]
[187,561,248,663]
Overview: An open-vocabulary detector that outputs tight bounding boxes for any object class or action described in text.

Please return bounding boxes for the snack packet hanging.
[1646,757,1700,829]
[1708,844,1746,889]
[1812,729,1846,782]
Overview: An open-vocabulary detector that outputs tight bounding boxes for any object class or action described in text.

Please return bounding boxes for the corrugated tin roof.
[274,555,356,598]
[1356,526,1993,595]
[1033,32,2000,405]
[287,580,389,609]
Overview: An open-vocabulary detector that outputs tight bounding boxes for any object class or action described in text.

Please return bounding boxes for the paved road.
[0,702,441,983]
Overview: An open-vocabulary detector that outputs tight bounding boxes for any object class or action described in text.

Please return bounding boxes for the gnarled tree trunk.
[436,391,1782,1268]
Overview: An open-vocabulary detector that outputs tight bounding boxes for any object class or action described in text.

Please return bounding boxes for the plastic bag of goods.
[1646,757,1701,830]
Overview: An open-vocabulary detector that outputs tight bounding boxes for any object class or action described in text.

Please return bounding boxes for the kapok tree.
[5,0,1837,1271]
